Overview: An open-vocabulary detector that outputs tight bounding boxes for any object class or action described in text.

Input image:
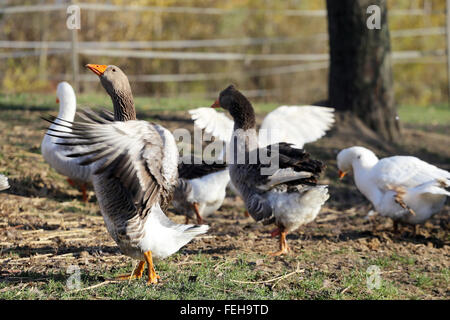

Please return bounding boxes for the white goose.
[337,146,450,231]
[41,82,91,202]
[0,174,9,191]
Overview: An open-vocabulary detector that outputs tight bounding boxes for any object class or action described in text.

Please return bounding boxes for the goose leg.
[270,231,290,256]
[184,215,190,224]
[192,203,203,224]
[393,220,401,234]
[115,260,145,280]
[244,210,250,218]
[81,183,88,203]
[67,178,76,187]
[144,251,160,285]
[67,178,89,203]
[270,228,280,238]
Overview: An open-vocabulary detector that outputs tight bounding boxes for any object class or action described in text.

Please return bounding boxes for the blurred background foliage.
[0,0,448,107]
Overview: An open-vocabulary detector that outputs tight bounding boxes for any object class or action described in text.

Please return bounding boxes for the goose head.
[85,64,131,98]
[337,146,379,179]
[56,81,76,119]
[211,84,256,130]
[85,64,136,121]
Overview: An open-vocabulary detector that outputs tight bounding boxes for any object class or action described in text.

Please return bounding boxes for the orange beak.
[85,64,107,76]
[210,99,220,108]
[338,170,347,179]
[56,98,60,103]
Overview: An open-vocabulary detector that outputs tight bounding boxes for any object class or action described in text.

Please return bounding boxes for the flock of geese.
[2,64,448,285]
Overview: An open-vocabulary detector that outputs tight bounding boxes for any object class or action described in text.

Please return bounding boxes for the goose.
[174,157,229,224]
[337,146,450,232]
[44,110,209,284]
[41,81,91,202]
[189,92,334,217]
[43,64,210,284]
[85,64,229,225]
[0,174,9,191]
[210,85,330,255]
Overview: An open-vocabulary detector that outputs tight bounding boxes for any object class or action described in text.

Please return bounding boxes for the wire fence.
[0,1,449,99]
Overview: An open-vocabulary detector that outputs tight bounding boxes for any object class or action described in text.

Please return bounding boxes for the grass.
[397,104,450,126]
[0,251,425,300]
[1,92,449,125]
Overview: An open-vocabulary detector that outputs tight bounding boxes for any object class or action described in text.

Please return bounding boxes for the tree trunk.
[326,0,401,142]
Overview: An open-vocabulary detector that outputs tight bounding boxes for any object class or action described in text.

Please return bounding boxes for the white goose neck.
[57,96,77,121]
[352,158,381,206]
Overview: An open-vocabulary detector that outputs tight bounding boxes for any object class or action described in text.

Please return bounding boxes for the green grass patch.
[398,104,450,126]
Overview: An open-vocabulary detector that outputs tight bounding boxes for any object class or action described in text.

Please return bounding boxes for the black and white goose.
[43,64,209,284]
[189,88,334,216]
[174,157,228,224]
[210,85,330,255]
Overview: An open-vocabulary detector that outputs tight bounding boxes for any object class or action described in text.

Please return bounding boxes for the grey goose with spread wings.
[43,64,210,284]
[210,85,330,255]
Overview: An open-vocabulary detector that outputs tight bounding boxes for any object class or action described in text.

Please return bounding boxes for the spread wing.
[238,143,325,222]
[189,107,234,143]
[259,106,335,148]
[372,156,450,191]
[43,109,177,218]
[190,106,334,150]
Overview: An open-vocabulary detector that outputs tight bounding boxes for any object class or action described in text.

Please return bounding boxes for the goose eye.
[112,68,116,72]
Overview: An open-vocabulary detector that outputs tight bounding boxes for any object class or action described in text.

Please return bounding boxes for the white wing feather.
[190,106,334,150]
[189,108,234,143]
[371,156,450,191]
[259,106,335,148]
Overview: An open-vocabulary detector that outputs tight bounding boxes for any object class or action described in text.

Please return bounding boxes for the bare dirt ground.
[0,107,448,299]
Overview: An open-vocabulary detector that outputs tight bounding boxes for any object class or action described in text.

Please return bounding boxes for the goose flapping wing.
[258,106,335,148]
[252,142,325,189]
[371,156,450,192]
[240,143,325,222]
[43,109,177,218]
[190,106,334,149]
[189,107,234,143]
